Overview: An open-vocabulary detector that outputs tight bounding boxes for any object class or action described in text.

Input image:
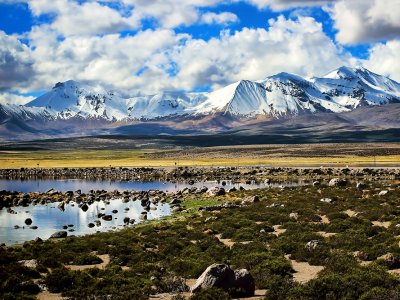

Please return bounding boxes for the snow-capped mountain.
[1,66,400,124]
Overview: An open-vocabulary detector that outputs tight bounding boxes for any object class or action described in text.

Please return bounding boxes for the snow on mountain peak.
[14,66,400,122]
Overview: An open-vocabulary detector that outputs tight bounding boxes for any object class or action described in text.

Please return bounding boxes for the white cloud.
[0,31,34,91]
[6,15,354,97]
[363,40,400,82]
[0,93,34,105]
[245,0,336,10]
[171,16,352,90]
[28,0,138,36]
[201,12,238,25]
[329,0,400,44]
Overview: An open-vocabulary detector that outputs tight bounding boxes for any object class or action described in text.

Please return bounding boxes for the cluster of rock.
[191,264,255,297]
[1,166,398,183]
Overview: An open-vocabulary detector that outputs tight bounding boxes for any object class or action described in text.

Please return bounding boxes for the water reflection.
[0,178,307,193]
[0,199,171,245]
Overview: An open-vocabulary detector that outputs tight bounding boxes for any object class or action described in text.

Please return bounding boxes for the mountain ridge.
[3,66,399,123]
[1,66,400,141]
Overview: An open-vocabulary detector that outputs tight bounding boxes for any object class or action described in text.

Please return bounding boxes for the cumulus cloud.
[329,0,400,44]
[0,31,35,92]
[171,16,351,90]
[28,0,138,36]
[0,93,34,105]
[245,0,336,10]
[200,12,238,25]
[23,15,351,94]
[363,40,400,82]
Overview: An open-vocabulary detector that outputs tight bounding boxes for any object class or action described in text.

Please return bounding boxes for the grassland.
[2,182,400,299]
[1,142,400,168]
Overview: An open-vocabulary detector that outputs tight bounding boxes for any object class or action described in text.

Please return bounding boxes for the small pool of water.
[0,178,308,193]
[0,199,171,246]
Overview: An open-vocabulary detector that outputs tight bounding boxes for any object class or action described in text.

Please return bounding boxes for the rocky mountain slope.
[0,66,399,141]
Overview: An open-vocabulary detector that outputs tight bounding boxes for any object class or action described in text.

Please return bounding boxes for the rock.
[289,212,299,220]
[112,209,118,214]
[208,187,225,197]
[313,181,320,186]
[241,195,259,205]
[80,203,89,212]
[57,202,65,211]
[123,217,130,225]
[356,182,368,190]
[19,259,38,268]
[172,206,182,213]
[305,240,322,251]
[34,237,43,244]
[328,178,347,187]
[50,231,68,239]
[24,218,32,226]
[170,198,182,205]
[102,215,113,221]
[378,190,389,196]
[88,223,95,228]
[320,198,333,203]
[191,264,235,293]
[233,269,255,297]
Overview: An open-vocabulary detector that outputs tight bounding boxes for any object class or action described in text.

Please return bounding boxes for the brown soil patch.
[37,291,66,300]
[65,254,110,271]
[344,209,357,217]
[319,215,330,224]
[285,255,324,283]
[317,231,337,238]
[372,221,391,228]
[215,233,235,248]
[273,225,286,236]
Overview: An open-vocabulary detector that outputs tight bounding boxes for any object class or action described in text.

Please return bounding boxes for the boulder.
[378,190,389,196]
[305,240,322,251]
[102,215,113,221]
[356,182,368,190]
[328,178,347,187]
[191,264,235,293]
[50,231,68,239]
[24,218,33,226]
[233,269,255,297]
[19,259,38,269]
[208,187,225,197]
[57,202,65,211]
[241,195,260,205]
[320,198,333,203]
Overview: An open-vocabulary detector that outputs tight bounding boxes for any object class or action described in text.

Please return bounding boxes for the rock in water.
[234,269,255,297]
[191,264,235,293]
[50,231,68,239]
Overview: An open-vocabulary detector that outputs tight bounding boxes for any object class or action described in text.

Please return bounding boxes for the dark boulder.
[50,231,68,239]
[191,264,235,293]
[233,269,255,297]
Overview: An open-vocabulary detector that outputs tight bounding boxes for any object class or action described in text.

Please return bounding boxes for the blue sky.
[0,0,399,104]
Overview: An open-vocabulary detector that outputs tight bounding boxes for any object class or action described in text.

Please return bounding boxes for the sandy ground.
[285,255,324,283]
[372,221,392,228]
[273,225,287,236]
[65,254,110,271]
[37,291,66,300]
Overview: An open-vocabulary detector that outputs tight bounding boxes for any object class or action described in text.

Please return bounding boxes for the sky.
[0,0,399,105]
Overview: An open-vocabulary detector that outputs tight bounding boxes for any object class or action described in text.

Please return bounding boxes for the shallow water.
[0,178,309,245]
[0,199,171,245]
[0,178,307,193]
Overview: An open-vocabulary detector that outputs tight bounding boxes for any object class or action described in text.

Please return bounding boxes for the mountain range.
[1,66,400,142]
